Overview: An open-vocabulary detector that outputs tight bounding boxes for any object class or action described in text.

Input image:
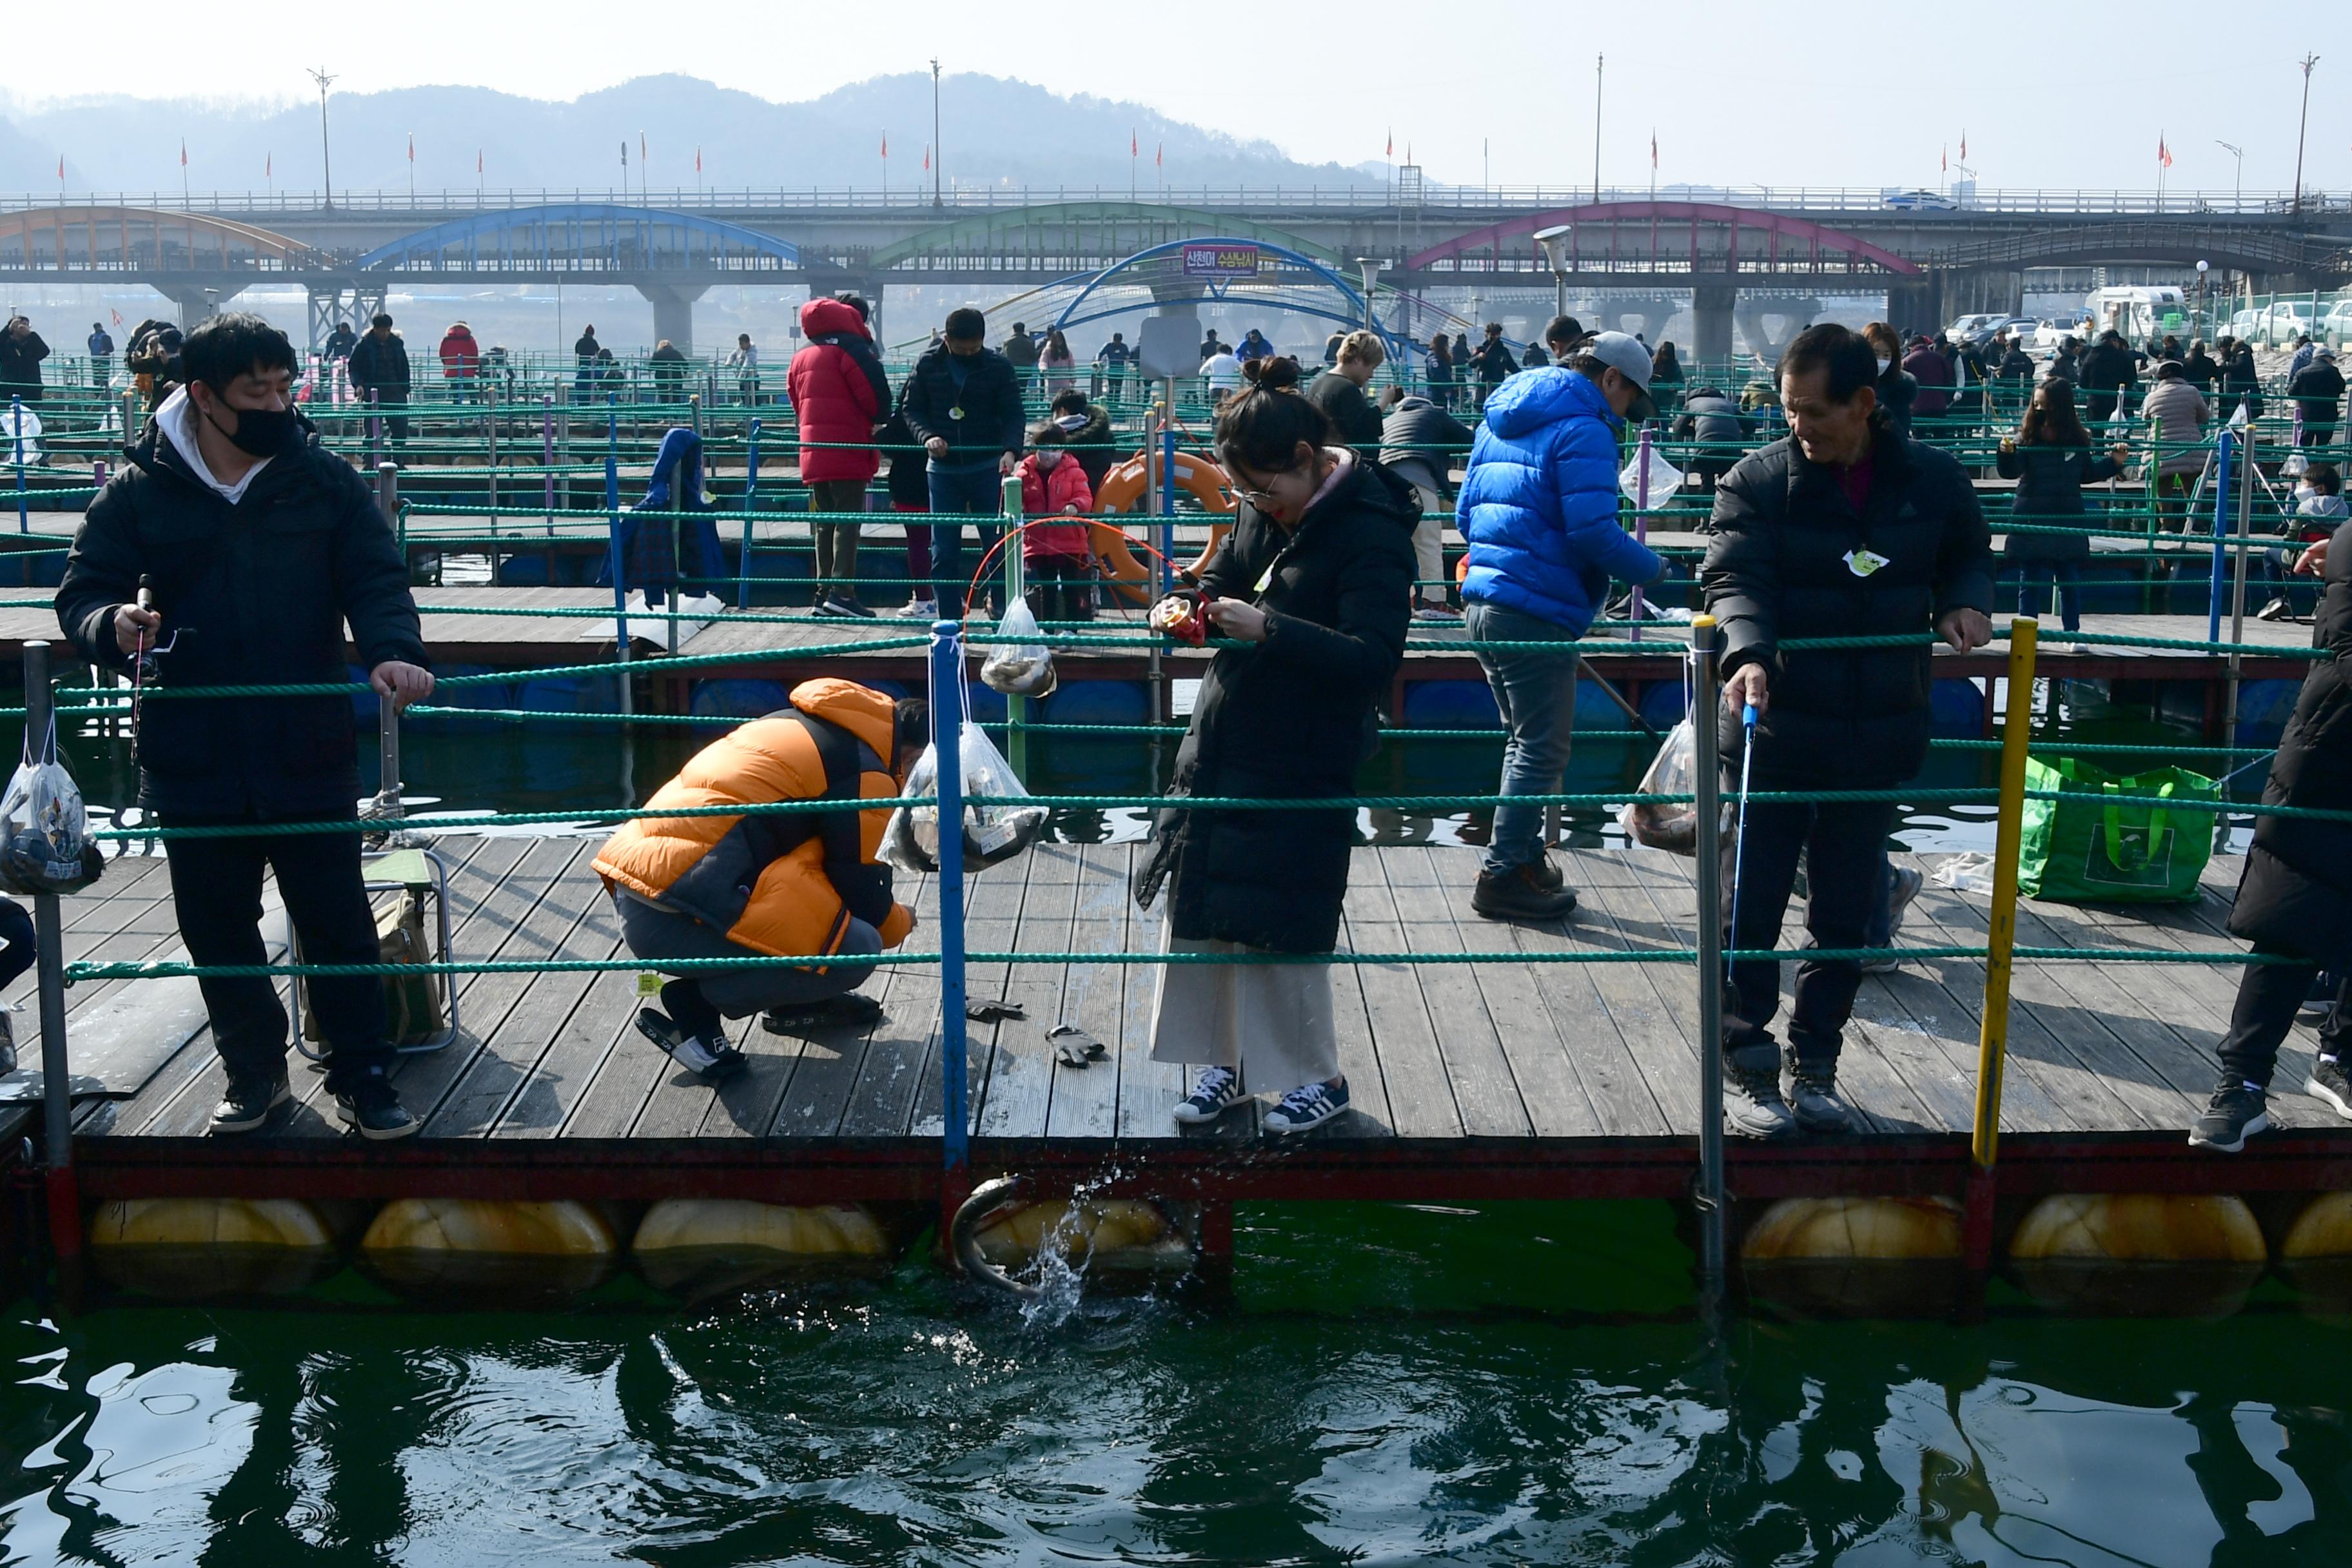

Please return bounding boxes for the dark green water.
[5,1202,2349,1565]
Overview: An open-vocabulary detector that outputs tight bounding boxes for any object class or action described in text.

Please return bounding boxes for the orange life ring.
[1092,452,1235,605]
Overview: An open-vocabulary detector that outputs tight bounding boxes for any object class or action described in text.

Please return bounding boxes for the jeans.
[1722,796,1900,1071]
[2009,559,2084,631]
[2218,946,2350,1087]
[164,812,391,1092]
[616,892,880,1020]
[808,478,866,598]
[928,464,1004,616]
[1465,600,1580,876]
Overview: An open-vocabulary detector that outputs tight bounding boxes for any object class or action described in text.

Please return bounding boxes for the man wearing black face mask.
[55,312,433,1141]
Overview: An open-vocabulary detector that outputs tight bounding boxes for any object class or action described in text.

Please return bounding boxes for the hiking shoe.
[1171,1064,1249,1126]
[333,1070,418,1141]
[1723,1059,1796,1139]
[1785,1059,1858,1133]
[1471,863,1579,922]
[636,1007,748,1083]
[1410,603,1464,625]
[2309,1056,2352,1120]
[2188,1078,2271,1152]
[760,993,885,1034]
[1263,1078,1350,1135]
[211,1066,292,1135]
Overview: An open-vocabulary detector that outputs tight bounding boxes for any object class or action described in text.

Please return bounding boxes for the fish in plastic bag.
[0,718,102,895]
[980,600,1057,698]
[1618,717,1712,856]
[880,721,1049,874]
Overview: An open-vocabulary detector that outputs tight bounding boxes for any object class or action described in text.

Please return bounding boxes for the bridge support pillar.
[156,283,245,329]
[1732,297,1820,364]
[1886,277,1943,337]
[1692,285,1736,365]
[1941,269,2025,318]
[637,283,709,353]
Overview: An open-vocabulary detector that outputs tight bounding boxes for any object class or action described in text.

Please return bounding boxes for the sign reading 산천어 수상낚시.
[1181,244,1260,280]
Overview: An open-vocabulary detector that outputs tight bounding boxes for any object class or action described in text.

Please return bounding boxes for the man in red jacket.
[788,295,890,617]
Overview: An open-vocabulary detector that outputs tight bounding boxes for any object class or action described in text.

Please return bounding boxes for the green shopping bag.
[2017,756,2218,904]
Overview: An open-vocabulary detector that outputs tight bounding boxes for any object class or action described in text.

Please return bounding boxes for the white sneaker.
[1171,1064,1249,1125]
[894,596,939,620]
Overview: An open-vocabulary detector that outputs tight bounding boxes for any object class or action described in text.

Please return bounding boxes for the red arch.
[1405,201,1923,275]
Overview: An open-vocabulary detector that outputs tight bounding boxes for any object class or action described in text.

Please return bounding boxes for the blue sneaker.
[1262,1078,1349,1135]
[1171,1064,1248,1126]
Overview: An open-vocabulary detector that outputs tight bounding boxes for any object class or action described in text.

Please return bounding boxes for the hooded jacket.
[436,326,479,379]
[1702,428,1993,787]
[54,404,425,818]
[1057,401,1118,493]
[1155,453,1418,952]
[1017,452,1095,559]
[2228,518,2352,966]
[595,678,915,960]
[2289,358,2346,427]
[787,298,889,484]
[1903,344,1955,417]
[0,329,50,398]
[604,427,727,595]
[1456,368,1664,634]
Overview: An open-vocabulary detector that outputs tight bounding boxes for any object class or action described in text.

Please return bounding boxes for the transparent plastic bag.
[1618,445,1685,507]
[981,600,1057,698]
[0,718,101,895]
[880,721,1050,874]
[1619,718,1701,854]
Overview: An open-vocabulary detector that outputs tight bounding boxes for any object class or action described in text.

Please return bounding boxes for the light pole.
[1356,258,1380,331]
[2216,140,2244,211]
[1534,224,1573,322]
[308,66,337,210]
[930,59,943,208]
[2291,55,2318,215]
[2196,259,2210,339]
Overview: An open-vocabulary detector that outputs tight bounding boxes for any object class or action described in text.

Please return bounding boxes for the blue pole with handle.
[930,620,970,1186]
[2208,428,2235,645]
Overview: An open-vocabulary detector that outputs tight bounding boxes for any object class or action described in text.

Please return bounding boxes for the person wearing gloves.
[596,679,928,1082]
[1456,329,1666,921]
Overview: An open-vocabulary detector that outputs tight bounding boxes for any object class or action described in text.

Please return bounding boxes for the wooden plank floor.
[48,839,2349,1151]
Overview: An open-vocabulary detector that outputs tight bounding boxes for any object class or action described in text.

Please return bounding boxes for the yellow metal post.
[1972,618,2039,1171]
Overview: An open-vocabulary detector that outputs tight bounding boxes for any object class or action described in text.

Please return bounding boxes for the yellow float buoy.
[88,1197,340,1298]
[359,1198,617,1303]
[2278,1191,2352,1315]
[631,1199,894,1297]
[2007,1194,2266,1317]
[1738,1197,1965,1318]
[968,1199,1191,1287]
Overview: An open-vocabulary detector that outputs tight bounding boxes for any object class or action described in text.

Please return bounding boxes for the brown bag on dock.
[299,889,445,1048]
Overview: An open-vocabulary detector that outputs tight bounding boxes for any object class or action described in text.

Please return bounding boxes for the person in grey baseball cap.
[1455,329,1665,921]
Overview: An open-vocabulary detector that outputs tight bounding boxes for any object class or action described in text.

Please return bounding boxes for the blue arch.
[355,204,801,271]
[1049,236,1407,356]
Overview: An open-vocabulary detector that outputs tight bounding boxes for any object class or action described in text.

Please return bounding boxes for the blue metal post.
[11,396,25,534]
[2208,429,2235,645]
[930,620,970,1179]
[1159,425,1177,593]
[738,416,761,608]
[605,397,632,691]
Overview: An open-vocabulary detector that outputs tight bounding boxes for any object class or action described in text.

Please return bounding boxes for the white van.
[2086,286,2190,344]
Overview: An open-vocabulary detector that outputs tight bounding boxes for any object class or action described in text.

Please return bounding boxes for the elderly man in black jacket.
[1702,323,1994,1138]
[344,312,412,455]
[55,313,433,1140]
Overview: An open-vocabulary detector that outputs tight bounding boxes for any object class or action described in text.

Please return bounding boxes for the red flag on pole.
[2159,134,2173,168]
[407,133,414,163]
[1386,128,1393,158]
[1960,130,1968,161]
[640,132,648,162]
[1651,131,1658,168]
[110,309,122,328]
[57,155,64,182]
[1131,130,1137,157]
[179,139,187,167]
[1156,142,1163,168]
[1941,145,1947,172]
[476,148,483,175]
[696,146,702,173]
[923,144,930,172]
[266,152,272,179]
[881,132,888,158]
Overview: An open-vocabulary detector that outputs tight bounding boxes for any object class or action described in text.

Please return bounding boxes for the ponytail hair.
[1213,357,1332,476]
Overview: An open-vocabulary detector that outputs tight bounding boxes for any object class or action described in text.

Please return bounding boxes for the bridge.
[3,187,2347,350]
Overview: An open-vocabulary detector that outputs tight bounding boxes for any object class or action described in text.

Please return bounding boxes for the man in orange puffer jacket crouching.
[595,678,927,1081]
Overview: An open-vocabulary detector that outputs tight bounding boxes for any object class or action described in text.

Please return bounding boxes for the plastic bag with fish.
[881,721,1048,873]
[980,600,1057,698]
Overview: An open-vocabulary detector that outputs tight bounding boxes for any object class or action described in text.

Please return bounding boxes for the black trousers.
[2219,945,2349,1087]
[1723,797,1899,1071]
[164,815,390,1090]
[0,897,34,990]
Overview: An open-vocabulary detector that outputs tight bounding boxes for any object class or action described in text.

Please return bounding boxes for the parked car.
[2034,318,2089,351]
[2322,301,2352,350]
[1946,313,2006,344]
[2244,300,2322,348]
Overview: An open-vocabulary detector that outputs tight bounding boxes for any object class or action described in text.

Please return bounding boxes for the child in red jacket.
[1015,420,1097,622]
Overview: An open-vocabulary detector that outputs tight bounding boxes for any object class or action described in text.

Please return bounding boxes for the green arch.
[867,201,1342,269]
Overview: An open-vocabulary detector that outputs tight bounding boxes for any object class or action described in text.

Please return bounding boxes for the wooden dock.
[10,838,2349,1211]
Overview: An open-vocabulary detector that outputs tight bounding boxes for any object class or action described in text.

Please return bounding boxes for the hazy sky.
[6,0,2345,194]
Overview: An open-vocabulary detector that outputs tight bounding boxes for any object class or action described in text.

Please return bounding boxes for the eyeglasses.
[1235,485,1281,509]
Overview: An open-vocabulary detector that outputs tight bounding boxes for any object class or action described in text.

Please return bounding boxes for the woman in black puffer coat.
[2198,516,2352,1149]
[1139,357,1417,1136]
[1995,377,2126,632]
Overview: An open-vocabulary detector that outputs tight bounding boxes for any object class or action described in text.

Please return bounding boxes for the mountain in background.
[2,74,1386,196]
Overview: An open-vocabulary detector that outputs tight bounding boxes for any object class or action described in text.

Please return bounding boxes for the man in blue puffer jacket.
[1459,331,1665,920]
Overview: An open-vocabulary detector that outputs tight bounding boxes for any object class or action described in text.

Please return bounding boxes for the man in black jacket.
[2079,331,2137,425]
[55,313,434,1140]
[1380,390,1476,619]
[2290,349,2344,448]
[1702,323,1994,1138]
[344,313,411,455]
[1466,322,1518,409]
[901,307,1023,616]
[0,317,50,404]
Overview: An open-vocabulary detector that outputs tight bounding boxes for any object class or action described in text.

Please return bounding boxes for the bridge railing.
[1,186,2346,217]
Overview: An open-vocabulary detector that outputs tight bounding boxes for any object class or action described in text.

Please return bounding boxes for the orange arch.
[0,206,325,271]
